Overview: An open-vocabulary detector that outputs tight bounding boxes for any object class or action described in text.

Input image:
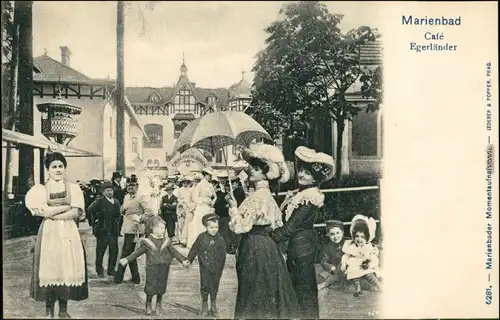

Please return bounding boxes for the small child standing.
[185,213,227,317]
[340,215,382,297]
[119,216,190,315]
[317,220,347,290]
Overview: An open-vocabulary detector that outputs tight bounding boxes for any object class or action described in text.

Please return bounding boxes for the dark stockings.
[45,299,55,318]
[210,292,219,316]
[353,279,362,297]
[156,294,163,315]
[200,292,209,315]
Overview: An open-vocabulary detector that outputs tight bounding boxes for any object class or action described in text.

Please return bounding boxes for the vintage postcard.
[2,1,498,319]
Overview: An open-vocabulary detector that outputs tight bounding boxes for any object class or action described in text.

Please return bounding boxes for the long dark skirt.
[234,225,299,319]
[30,220,89,302]
[288,253,319,319]
[144,263,170,296]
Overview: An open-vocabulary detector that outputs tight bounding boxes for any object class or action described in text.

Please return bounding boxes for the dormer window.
[150,94,159,103]
[207,95,216,104]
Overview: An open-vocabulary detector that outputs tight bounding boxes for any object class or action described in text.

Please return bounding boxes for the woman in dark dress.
[270,146,335,319]
[25,152,88,318]
[227,143,299,319]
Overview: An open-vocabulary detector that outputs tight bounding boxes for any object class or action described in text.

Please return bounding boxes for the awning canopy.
[2,128,102,158]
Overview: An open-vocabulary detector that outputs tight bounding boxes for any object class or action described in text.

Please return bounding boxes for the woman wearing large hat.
[270,146,335,319]
[186,167,217,248]
[25,152,88,318]
[175,175,195,246]
[226,143,299,319]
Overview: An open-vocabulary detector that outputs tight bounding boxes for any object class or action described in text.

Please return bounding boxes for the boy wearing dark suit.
[160,183,178,241]
[186,213,227,317]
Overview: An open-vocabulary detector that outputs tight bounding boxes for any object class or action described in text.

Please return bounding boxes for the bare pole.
[16,0,34,195]
[3,1,20,196]
[116,0,126,174]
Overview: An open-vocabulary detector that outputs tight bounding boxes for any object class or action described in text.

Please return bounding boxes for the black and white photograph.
[3,1,496,320]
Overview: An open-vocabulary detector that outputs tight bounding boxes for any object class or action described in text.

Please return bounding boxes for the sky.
[33,1,381,89]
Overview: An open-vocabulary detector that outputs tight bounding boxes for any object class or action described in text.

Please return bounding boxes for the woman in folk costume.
[270,146,334,319]
[25,152,88,319]
[340,215,382,297]
[186,167,217,248]
[226,143,299,319]
[176,175,195,246]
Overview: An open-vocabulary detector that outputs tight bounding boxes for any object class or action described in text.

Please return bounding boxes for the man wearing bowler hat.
[160,183,178,242]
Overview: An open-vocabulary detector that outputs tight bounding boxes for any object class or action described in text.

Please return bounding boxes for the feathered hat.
[295,146,335,181]
[241,143,290,184]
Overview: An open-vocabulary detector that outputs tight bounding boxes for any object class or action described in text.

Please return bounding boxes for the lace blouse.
[229,180,283,234]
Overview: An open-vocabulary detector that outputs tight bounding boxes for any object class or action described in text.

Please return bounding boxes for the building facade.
[126,59,251,175]
[1,47,147,184]
[282,41,384,177]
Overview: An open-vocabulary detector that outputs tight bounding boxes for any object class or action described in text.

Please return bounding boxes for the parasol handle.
[221,145,236,202]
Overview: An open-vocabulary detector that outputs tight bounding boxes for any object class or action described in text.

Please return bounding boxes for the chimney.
[60,46,72,66]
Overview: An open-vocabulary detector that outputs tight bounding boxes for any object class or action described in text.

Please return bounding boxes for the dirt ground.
[2,224,381,319]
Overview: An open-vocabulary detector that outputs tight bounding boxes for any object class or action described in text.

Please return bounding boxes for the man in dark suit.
[111,171,125,204]
[86,181,122,277]
[226,176,246,254]
[213,179,231,251]
[160,183,178,242]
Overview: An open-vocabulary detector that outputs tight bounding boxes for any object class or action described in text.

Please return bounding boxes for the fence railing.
[276,185,381,228]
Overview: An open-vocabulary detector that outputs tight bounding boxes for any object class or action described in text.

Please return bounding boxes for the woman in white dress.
[186,168,216,248]
[175,176,194,245]
[25,152,88,319]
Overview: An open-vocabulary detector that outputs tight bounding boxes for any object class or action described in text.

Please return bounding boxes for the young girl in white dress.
[340,215,382,297]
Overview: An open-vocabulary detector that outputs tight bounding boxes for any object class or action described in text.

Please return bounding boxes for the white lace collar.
[284,187,325,221]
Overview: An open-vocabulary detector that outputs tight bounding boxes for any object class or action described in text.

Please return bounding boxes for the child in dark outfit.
[186,213,227,317]
[317,220,347,290]
[119,216,190,315]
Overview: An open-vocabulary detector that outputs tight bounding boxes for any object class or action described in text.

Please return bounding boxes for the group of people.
[24,143,382,319]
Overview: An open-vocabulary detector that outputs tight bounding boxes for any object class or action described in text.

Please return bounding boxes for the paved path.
[3,223,380,319]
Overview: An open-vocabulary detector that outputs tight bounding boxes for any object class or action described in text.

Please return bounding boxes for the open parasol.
[172,111,272,195]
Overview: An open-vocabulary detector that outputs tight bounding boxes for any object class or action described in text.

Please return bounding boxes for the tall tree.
[115,0,126,174]
[250,1,383,186]
[3,0,20,195]
[16,0,35,194]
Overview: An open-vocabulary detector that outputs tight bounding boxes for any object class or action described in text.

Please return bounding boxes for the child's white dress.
[340,240,381,280]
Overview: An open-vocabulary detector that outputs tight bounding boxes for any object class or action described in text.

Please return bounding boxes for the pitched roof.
[33,54,91,81]
[359,40,383,65]
[126,85,231,110]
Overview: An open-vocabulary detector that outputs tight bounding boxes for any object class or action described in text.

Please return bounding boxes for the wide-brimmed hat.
[101,181,114,191]
[241,143,290,183]
[202,167,216,177]
[179,175,193,182]
[295,146,335,181]
[192,172,204,180]
[126,176,139,185]
[349,214,377,242]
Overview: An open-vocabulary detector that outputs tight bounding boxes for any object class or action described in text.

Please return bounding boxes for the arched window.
[174,121,189,138]
[143,124,163,148]
[147,159,154,167]
[131,137,138,153]
[154,159,160,167]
